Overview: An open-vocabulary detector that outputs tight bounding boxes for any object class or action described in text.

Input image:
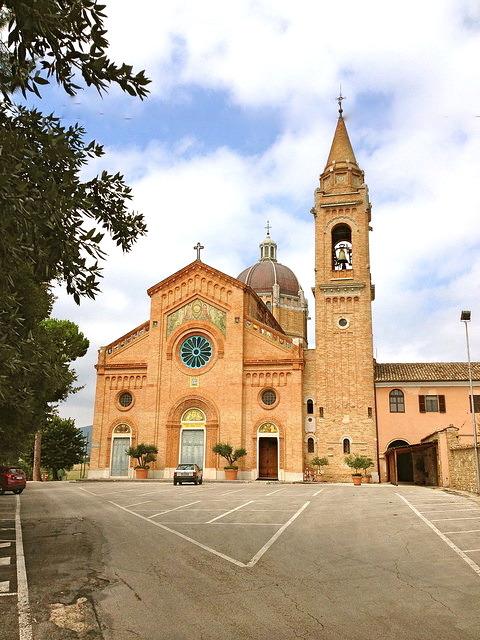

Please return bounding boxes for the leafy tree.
[0,1,150,100]
[344,454,373,476]
[41,415,86,480]
[212,443,247,470]
[0,317,89,459]
[0,1,150,451]
[126,444,158,470]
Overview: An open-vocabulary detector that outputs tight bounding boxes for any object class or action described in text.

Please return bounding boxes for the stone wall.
[449,445,479,493]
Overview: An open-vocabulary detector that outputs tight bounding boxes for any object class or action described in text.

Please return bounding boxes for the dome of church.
[238,261,300,296]
[237,227,301,297]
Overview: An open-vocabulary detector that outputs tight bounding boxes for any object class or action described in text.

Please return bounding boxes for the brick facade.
[89,111,479,488]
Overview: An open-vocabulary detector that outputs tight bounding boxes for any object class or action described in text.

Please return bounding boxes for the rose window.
[180,335,213,369]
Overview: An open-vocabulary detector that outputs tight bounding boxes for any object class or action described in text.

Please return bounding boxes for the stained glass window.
[180,335,213,369]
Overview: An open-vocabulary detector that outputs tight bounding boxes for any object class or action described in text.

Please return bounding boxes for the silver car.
[173,463,203,485]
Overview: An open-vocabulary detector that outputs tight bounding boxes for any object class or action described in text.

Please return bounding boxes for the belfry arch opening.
[332,224,352,271]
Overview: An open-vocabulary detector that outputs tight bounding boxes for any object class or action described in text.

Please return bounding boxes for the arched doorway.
[180,408,206,469]
[257,422,279,480]
[110,424,131,476]
[387,439,412,483]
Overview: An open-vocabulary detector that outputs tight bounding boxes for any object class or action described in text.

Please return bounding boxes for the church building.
[89,106,479,486]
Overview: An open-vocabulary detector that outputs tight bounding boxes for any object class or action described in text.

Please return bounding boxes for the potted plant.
[310,456,329,481]
[212,442,247,480]
[344,454,366,486]
[126,443,158,479]
[361,456,374,483]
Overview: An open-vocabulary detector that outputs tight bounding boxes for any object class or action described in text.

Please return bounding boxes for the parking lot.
[76,481,480,572]
[4,481,480,640]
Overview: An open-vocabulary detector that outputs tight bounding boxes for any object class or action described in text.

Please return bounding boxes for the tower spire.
[325,92,357,169]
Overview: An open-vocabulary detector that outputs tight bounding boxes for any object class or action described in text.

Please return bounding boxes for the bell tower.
[311,100,378,480]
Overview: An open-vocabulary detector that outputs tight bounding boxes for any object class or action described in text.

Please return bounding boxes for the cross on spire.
[337,85,346,116]
[265,220,271,236]
[194,242,204,261]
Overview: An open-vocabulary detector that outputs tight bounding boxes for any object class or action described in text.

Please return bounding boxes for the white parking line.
[0,580,10,592]
[123,500,153,508]
[15,495,33,640]
[397,493,480,579]
[0,557,11,565]
[149,501,201,518]
[312,489,325,497]
[108,501,246,567]
[407,501,464,505]
[246,502,310,568]
[430,517,480,522]
[443,529,480,535]
[0,542,12,548]
[464,548,480,553]
[207,500,255,524]
[265,488,285,496]
[220,488,248,496]
[419,509,480,514]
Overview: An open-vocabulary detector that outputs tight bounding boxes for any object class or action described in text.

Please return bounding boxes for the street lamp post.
[461,310,480,493]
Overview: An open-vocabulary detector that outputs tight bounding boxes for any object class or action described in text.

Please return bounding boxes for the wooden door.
[258,438,278,479]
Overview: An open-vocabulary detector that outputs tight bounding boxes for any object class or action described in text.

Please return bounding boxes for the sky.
[24,0,480,427]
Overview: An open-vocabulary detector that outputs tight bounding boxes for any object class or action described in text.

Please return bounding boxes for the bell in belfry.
[337,247,348,269]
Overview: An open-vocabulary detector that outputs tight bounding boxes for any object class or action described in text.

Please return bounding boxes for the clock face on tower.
[179,335,213,369]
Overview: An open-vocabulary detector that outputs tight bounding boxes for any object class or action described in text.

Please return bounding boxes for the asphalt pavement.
[2,481,480,640]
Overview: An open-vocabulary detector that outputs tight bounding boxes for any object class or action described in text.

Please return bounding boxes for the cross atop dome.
[260,222,277,261]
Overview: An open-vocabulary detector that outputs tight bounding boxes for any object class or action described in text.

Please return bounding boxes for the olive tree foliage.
[0,1,150,100]
[0,1,150,449]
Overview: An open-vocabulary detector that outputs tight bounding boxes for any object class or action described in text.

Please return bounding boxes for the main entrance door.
[258,437,278,479]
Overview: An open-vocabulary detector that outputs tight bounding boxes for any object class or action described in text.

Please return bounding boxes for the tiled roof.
[375,362,480,383]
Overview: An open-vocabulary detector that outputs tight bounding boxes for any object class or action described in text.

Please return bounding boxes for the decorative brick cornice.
[96,362,147,372]
[319,282,365,294]
[104,321,149,354]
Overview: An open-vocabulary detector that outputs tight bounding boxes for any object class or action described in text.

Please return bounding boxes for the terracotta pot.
[224,468,238,481]
[135,468,148,480]
[352,474,362,486]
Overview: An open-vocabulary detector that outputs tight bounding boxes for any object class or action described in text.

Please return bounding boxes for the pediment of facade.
[147,260,242,310]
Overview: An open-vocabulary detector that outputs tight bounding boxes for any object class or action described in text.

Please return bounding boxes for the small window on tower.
[307,438,315,454]
[306,399,314,414]
[343,438,351,454]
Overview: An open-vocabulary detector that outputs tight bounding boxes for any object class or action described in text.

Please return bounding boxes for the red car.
[0,466,26,494]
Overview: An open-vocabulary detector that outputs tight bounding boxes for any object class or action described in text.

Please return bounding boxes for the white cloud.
[55,0,480,425]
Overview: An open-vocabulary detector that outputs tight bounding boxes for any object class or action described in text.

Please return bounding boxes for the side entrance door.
[258,438,278,479]
[111,437,130,476]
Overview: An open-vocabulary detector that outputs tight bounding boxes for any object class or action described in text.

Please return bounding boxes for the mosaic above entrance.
[258,422,278,433]
[167,298,226,336]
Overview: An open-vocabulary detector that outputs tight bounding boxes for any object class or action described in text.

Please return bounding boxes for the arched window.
[389,389,405,413]
[306,399,314,414]
[307,437,315,453]
[343,438,351,454]
[332,224,352,271]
